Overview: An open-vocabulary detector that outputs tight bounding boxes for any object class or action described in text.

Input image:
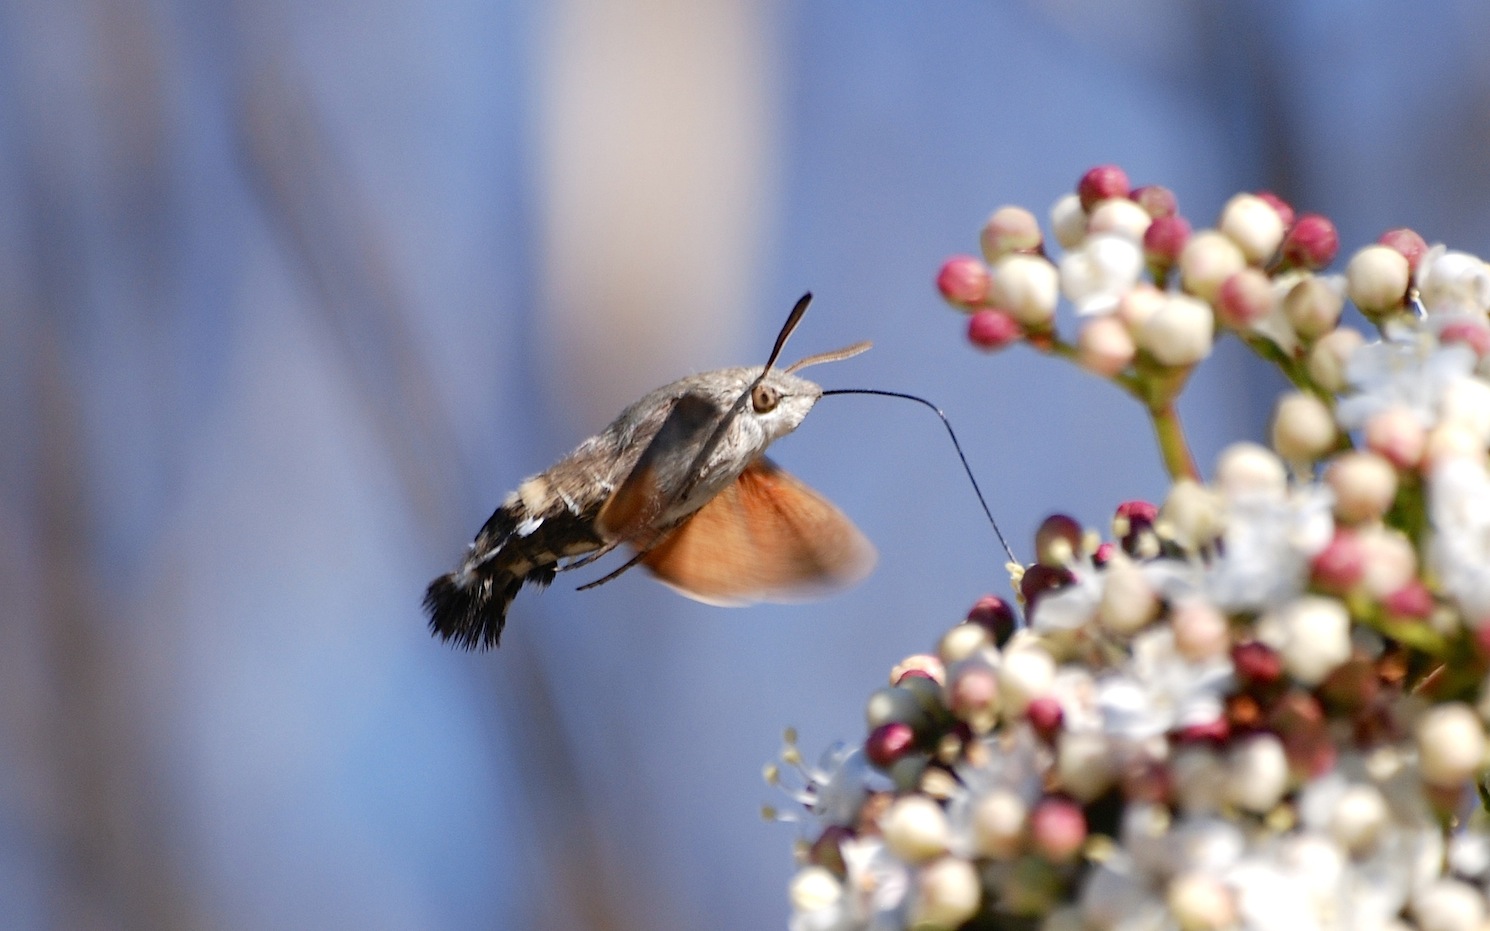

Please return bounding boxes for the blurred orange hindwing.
[640,457,875,605]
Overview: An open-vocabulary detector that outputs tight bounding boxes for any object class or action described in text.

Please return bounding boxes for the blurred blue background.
[3,1,1488,928]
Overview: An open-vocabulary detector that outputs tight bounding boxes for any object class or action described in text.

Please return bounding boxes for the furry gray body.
[424,365,823,649]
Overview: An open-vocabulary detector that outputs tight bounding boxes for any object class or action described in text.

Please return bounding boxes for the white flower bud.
[1417,703,1488,787]
[1116,282,1166,330]
[1057,730,1116,802]
[1077,315,1136,377]
[1325,451,1397,524]
[1137,293,1214,367]
[938,623,990,665]
[1167,871,1238,931]
[1306,327,1366,394]
[911,857,982,930]
[1278,595,1351,686]
[1364,404,1426,470]
[1412,878,1486,931]
[1282,275,1345,340]
[1346,245,1410,314]
[1162,479,1225,550]
[1219,193,1286,264]
[1097,551,1159,635]
[1087,198,1152,241]
[1328,784,1388,855]
[1440,377,1490,444]
[1050,193,1087,250]
[1356,524,1417,598]
[1215,442,1287,501]
[1271,392,1337,465]
[1418,247,1490,316]
[1061,234,1144,315]
[971,789,1028,858]
[881,795,951,863]
[990,253,1060,327]
[789,866,843,913]
[998,645,1055,715]
[1180,230,1247,302]
[1172,599,1229,661]
[1226,733,1289,813]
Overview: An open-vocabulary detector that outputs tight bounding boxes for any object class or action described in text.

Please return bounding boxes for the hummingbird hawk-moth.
[424,293,876,650]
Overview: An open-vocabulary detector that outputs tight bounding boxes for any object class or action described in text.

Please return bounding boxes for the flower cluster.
[776,168,1490,931]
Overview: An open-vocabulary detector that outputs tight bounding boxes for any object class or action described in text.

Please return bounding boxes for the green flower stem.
[1149,400,1200,482]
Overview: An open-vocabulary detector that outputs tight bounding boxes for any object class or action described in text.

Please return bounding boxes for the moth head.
[739,292,872,442]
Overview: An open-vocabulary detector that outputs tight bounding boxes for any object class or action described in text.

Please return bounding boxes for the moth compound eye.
[751,383,780,413]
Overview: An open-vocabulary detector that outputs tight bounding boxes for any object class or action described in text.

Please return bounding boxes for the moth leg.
[558,541,620,572]
[575,548,650,591]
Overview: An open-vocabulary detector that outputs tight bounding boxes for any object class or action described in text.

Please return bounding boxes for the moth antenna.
[758,292,814,379]
[821,388,1019,565]
[785,340,872,374]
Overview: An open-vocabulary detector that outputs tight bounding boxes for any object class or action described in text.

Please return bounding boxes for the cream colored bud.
[1138,293,1214,367]
[1282,275,1346,340]
[1097,551,1159,635]
[1347,245,1411,315]
[1226,733,1289,813]
[981,205,1043,262]
[1356,524,1417,598]
[1328,784,1388,855]
[1077,315,1137,377]
[1057,730,1116,802]
[971,789,1028,859]
[880,795,951,863]
[1425,424,1485,470]
[1116,283,1166,330]
[789,866,843,913]
[1215,442,1287,501]
[1167,872,1238,931]
[990,253,1060,328]
[1087,198,1152,241]
[1306,327,1366,394]
[1162,479,1225,550]
[1050,193,1087,250]
[1417,703,1488,788]
[1364,405,1427,470]
[938,623,991,665]
[1412,879,1486,931]
[1271,392,1337,465]
[1278,595,1351,686]
[1172,599,1230,661]
[998,645,1056,716]
[892,653,947,686]
[1325,451,1397,523]
[1219,193,1286,264]
[1180,230,1247,302]
[911,857,982,930]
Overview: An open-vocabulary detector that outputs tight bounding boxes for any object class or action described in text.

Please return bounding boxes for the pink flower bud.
[1253,191,1295,229]
[980,205,1043,262]
[965,595,1017,645]
[967,308,1022,351]
[866,721,918,769]
[1271,391,1337,465]
[1310,530,1366,594]
[1383,580,1433,621]
[1439,319,1490,358]
[989,254,1060,327]
[891,653,946,687]
[1325,451,1397,523]
[1078,164,1130,211]
[1215,268,1276,329]
[1026,696,1064,742]
[1364,405,1426,470]
[1179,230,1246,302]
[1035,514,1084,567]
[937,255,991,307]
[1029,797,1086,862]
[1280,214,1339,269]
[1378,227,1428,272]
[1143,214,1192,271]
[1233,641,1284,687]
[1077,315,1136,377]
[949,664,1001,734]
[1130,184,1177,218]
[1346,245,1410,315]
[1220,193,1286,264]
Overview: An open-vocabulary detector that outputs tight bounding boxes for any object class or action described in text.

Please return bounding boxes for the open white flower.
[1059,233,1145,316]
[1416,244,1490,316]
